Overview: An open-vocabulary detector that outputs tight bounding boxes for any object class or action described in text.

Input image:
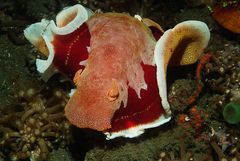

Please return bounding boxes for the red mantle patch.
[52,23,91,78]
[109,63,165,132]
[108,24,165,133]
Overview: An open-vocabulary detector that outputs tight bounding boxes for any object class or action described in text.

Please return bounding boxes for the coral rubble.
[0,87,72,160]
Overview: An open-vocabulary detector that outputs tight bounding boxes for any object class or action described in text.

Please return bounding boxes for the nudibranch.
[24,4,210,139]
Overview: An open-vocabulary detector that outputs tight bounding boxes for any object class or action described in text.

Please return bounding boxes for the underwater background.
[0,0,240,160]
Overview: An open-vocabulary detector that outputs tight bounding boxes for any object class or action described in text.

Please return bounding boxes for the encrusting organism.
[223,99,240,124]
[188,53,212,105]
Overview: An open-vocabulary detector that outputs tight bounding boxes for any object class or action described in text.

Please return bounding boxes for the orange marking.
[188,53,212,105]
[107,79,119,101]
[190,106,203,131]
[73,69,83,86]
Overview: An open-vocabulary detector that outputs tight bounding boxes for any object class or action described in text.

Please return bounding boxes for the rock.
[48,148,74,161]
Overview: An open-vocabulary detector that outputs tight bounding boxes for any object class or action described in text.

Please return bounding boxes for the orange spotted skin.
[65,45,127,131]
[64,13,157,131]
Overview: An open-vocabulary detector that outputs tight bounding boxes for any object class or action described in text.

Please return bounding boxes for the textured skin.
[65,13,156,131]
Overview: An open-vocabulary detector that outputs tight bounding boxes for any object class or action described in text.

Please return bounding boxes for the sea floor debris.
[0,87,72,160]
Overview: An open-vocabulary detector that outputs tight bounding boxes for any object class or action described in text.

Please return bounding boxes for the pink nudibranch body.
[24,4,210,139]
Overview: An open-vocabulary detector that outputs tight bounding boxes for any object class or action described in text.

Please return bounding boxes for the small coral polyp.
[24,4,210,139]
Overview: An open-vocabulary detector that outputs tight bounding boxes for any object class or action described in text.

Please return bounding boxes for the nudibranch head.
[24,4,210,139]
